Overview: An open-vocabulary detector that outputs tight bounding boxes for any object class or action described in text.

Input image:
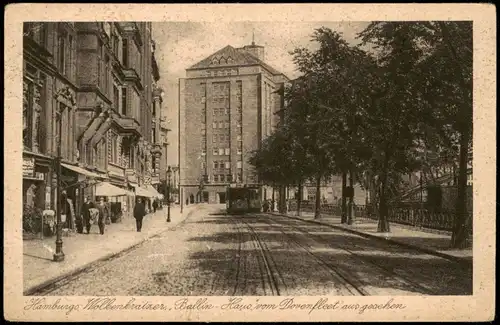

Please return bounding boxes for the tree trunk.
[314,174,322,219]
[377,153,391,233]
[347,169,355,225]
[341,172,347,223]
[451,129,471,248]
[377,177,390,232]
[278,185,285,213]
[296,182,302,217]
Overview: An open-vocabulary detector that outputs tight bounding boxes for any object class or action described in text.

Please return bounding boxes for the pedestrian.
[81,196,94,234]
[262,200,269,213]
[97,197,107,235]
[152,199,158,213]
[134,198,146,232]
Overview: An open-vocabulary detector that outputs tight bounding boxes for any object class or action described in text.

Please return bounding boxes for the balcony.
[114,116,142,138]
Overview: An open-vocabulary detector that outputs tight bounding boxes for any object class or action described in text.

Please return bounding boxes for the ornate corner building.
[179,41,289,204]
[22,22,163,216]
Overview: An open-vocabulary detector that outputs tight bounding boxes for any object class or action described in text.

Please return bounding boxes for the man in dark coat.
[81,196,94,234]
[97,197,108,235]
[152,199,158,213]
[134,198,146,232]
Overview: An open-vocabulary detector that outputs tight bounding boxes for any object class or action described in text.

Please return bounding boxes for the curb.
[271,213,473,267]
[23,205,201,296]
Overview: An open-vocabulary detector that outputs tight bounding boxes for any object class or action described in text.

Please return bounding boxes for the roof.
[187,45,285,77]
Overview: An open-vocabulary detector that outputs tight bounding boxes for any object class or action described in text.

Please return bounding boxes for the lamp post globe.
[166,166,172,222]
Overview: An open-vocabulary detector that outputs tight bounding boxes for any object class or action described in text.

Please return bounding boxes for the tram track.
[255,214,367,295]
[264,213,441,295]
[238,217,283,296]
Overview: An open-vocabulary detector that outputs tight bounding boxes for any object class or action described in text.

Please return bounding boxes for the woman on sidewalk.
[134,198,146,232]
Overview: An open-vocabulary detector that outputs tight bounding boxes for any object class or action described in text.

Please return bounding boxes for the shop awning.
[95,182,131,197]
[133,185,154,197]
[146,185,162,198]
[61,163,107,179]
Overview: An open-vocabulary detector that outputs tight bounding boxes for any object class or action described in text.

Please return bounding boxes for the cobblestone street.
[35,205,472,296]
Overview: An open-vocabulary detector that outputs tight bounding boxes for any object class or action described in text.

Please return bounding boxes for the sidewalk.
[23,204,201,295]
[271,211,472,266]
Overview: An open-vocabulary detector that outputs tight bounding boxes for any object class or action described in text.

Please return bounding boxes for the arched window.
[226,56,233,64]
[211,57,219,65]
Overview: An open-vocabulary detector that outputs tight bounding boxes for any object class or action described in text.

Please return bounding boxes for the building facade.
[23,22,80,215]
[179,42,288,204]
[22,21,161,225]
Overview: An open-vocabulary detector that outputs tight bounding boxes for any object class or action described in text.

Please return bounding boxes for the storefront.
[23,154,53,210]
[22,153,54,236]
[60,163,108,229]
[95,181,133,222]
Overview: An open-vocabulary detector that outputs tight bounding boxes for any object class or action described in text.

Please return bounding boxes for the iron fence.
[287,200,472,235]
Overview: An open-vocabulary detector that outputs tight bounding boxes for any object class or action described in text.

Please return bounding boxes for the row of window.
[213,174,233,183]
[210,174,244,183]
[212,161,244,169]
[211,56,235,66]
[213,134,230,143]
[211,134,242,143]
[213,107,230,116]
[212,122,230,129]
[214,161,230,169]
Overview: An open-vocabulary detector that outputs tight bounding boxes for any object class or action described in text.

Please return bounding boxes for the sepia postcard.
[4,3,496,322]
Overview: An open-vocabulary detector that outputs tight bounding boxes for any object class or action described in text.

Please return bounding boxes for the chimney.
[237,31,265,61]
[242,44,265,61]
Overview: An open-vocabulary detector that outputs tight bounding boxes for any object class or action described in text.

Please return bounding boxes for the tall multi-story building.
[22,21,161,223]
[22,22,82,214]
[179,41,288,204]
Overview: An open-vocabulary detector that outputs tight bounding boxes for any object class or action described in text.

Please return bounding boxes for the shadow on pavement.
[186,216,473,296]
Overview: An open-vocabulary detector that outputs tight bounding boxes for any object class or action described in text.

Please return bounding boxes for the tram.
[226,185,261,214]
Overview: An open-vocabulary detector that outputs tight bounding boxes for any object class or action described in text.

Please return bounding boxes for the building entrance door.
[218,192,226,204]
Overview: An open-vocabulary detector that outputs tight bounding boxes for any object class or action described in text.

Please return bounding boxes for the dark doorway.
[218,192,226,204]
[203,191,209,202]
[189,194,194,204]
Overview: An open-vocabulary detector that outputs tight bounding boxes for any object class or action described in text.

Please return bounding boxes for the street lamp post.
[53,107,65,262]
[166,166,172,222]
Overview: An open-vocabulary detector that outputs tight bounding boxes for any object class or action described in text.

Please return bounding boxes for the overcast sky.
[152,21,370,165]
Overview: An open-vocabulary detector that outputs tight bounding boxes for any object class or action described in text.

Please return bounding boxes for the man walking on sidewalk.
[152,199,158,213]
[97,198,108,235]
[134,198,146,232]
[81,196,95,234]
